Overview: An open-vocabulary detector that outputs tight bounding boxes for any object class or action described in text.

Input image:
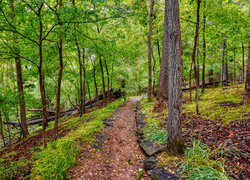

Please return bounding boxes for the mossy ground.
[140,84,249,179]
[0,99,124,180]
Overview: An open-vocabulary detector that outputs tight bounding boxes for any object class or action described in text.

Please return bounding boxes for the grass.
[183,84,250,123]
[0,99,125,180]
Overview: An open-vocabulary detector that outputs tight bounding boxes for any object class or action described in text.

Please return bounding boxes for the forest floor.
[69,98,150,180]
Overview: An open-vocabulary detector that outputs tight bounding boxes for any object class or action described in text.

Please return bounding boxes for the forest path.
[69,98,150,180]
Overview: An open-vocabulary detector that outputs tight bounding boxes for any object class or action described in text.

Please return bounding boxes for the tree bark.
[54,0,63,135]
[242,43,245,82]
[242,41,250,105]
[221,40,228,84]
[191,0,201,115]
[99,55,106,105]
[147,0,154,102]
[202,1,206,91]
[0,112,6,147]
[91,58,99,103]
[10,0,29,138]
[87,81,92,108]
[154,0,168,112]
[104,58,110,103]
[75,39,83,116]
[166,0,184,155]
[82,48,86,113]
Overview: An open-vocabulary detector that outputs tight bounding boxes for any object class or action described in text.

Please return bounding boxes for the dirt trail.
[69,98,150,180]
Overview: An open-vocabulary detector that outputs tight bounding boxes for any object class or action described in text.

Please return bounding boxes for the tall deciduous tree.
[154,0,168,112]
[10,0,29,138]
[166,0,184,155]
[242,41,250,105]
[147,0,154,102]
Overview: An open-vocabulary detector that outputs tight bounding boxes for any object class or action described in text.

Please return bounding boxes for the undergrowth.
[0,99,124,180]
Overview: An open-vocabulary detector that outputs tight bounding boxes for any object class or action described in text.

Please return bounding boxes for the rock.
[147,170,153,176]
[92,135,107,149]
[144,157,158,170]
[151,167,178,180]
[103,119,115,126]
[140,140,165,156]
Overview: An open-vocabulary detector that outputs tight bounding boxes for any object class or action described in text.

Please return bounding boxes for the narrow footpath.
[69,98,150,180]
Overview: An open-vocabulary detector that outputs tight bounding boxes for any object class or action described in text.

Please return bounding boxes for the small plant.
[137,168,143,180]
[143,127,167,144]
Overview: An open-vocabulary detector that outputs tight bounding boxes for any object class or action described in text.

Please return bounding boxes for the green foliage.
[183,85,250,123]
[30,99,124,179]
[137,168,143,180]
[143,128,167,145]
[179,140,229,180]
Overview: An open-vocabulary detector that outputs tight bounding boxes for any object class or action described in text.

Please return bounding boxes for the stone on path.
[151,167,178,180]
[140,140,165,156]
[144,157,158,170]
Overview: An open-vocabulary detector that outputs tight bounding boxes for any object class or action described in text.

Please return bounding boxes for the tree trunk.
[76,39,83,116]
[91,59,99,103]
[0,112,6,147]
[234,48,236,83]
[104,58,110,103]
[189,60,194,101]
[242,41,250,105]
[192,0,201,115]
[197,40,200,87]
[154,0,168,112]
[54,0,63,135]
[166,0,184,155]
[10,0,29,138]
[82,48,86,113]
[99,55,106,105]
[242,43,245,82]
[38,9,48,148]
[221,40,228,84]
[87,81,92,107]
[202,2,206,91]
[147,0,154,102]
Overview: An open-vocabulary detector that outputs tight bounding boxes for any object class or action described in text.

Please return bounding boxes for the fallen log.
[4,90,122,127]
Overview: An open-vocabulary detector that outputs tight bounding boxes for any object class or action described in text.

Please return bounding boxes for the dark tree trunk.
[166,0,184,155]
[54,0,63,135]
[91,59,99,103]
[99,55,106,105]
[10,0,29,138]
[147,0,154,102]
[221,40,228,84]
[191,0,201,115]
[152,46,156,94]
[87,81,92,108]
[202,2,206,91]
[104,58,110,103]
[38,6,48,148]
[82,48,86,113]
[242,41,250,105]
[234,48,236,83]
[189,60,194,101]
[111,61,114,90]
[76,39,83,116]
[154,0,168,112]
[242,43,245,82]
[0,112,5,147]
[197,41,200,87]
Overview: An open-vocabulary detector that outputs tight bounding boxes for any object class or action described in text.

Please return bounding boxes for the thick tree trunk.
[192,0,201,115]
[54,0,63,134]
[166,0,184,155]
[99,55,106,105]
[154,0,168,112]
[242,41,250,105]
[147,0,154,102]
[10,0,29,138]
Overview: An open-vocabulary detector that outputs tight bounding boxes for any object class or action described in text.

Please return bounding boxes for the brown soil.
[69,98,150,180]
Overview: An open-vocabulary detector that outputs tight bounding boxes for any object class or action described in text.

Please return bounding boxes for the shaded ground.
[182,114,249,179]
[69,98,150,180]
